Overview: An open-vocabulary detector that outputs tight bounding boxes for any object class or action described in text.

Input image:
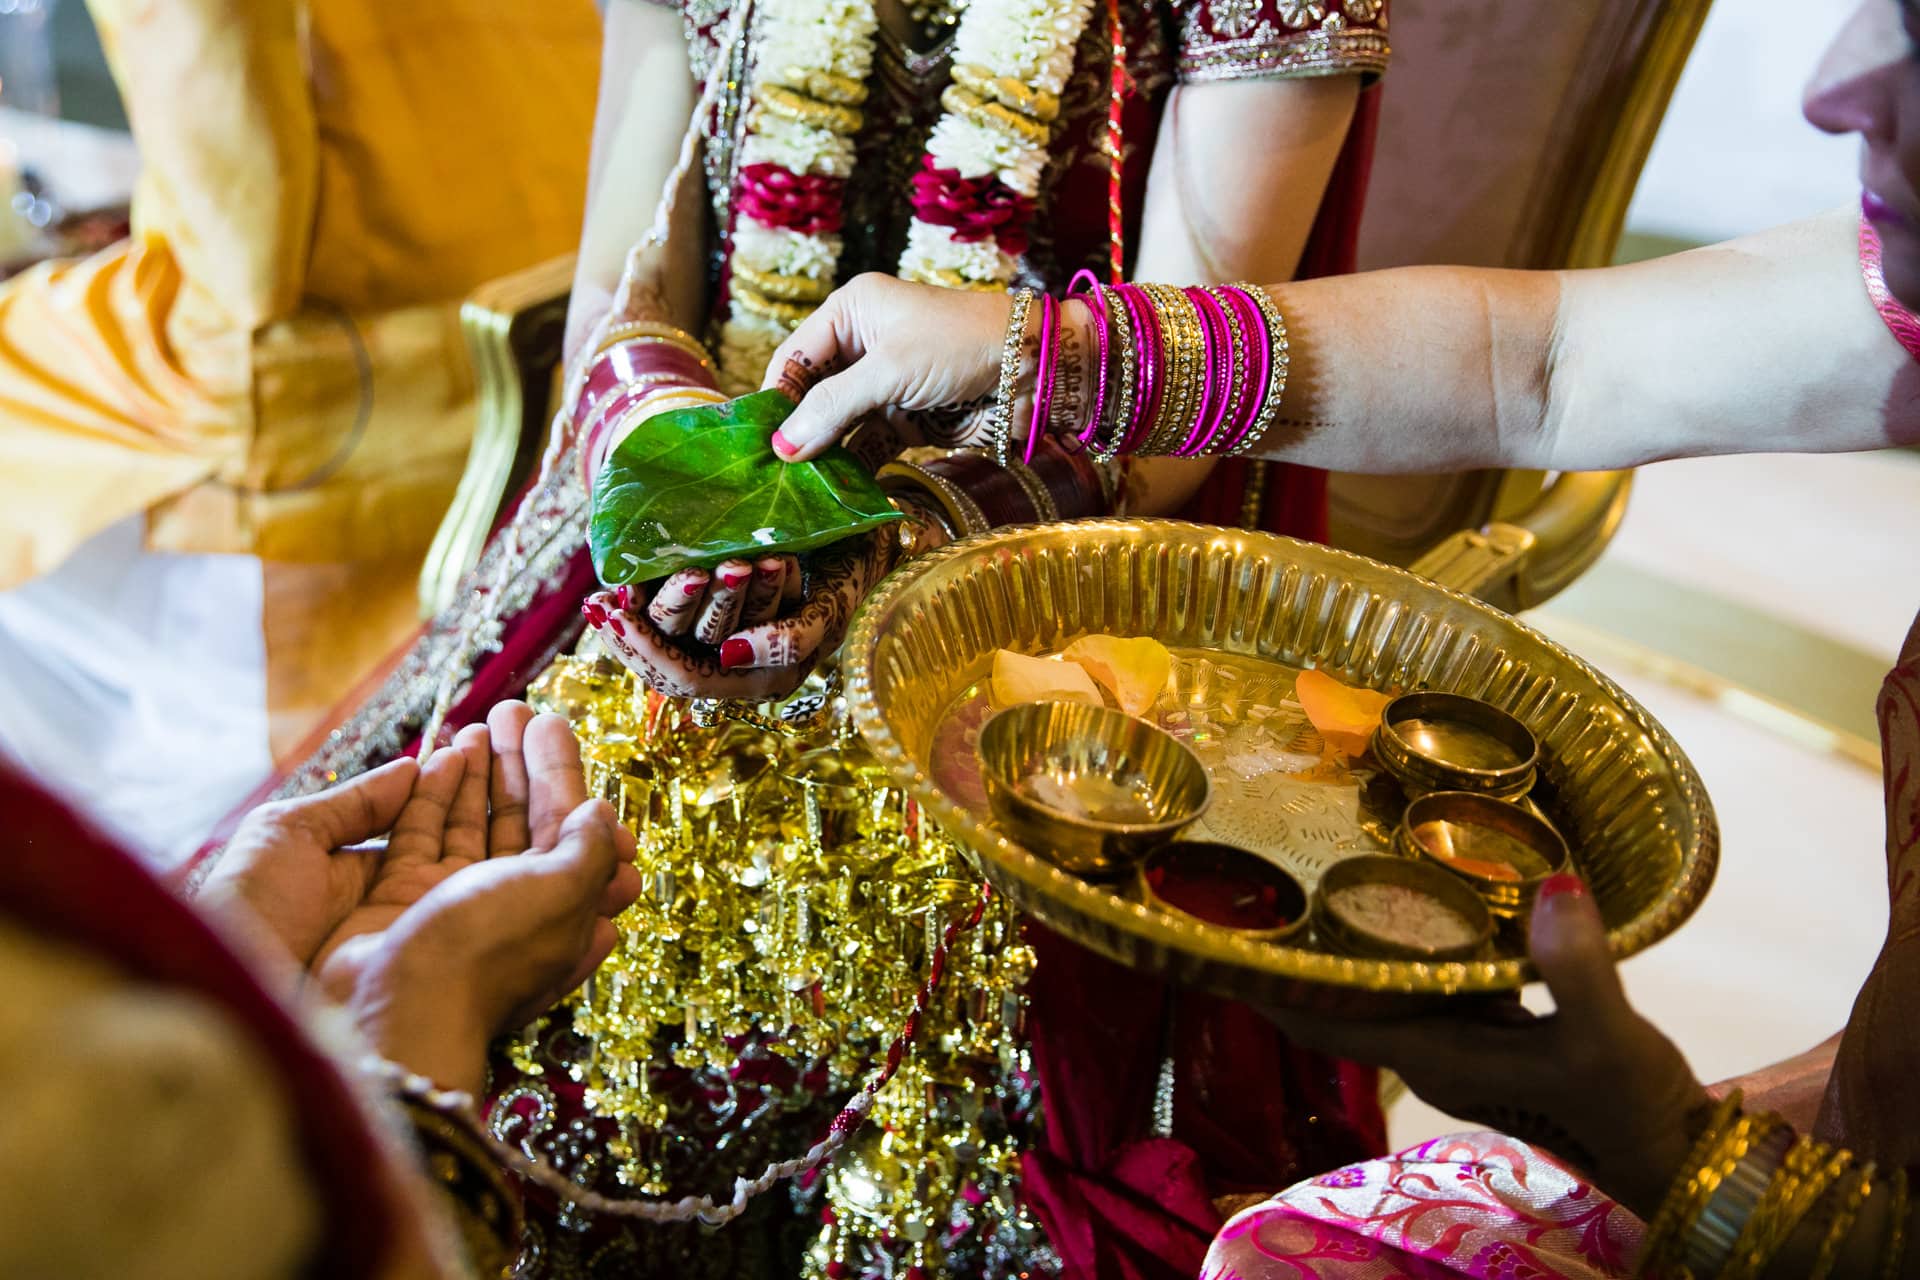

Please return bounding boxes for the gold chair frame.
[420,0,1712,617]
[1333,0,1713,613]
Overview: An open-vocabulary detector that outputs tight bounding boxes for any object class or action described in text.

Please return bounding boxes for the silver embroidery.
[1211,0,1260,40]
[1276,0,1325,27]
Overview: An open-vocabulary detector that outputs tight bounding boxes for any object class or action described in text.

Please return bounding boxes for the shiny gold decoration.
[781,67,870,106]
[728,280,818,329]
[842,519,1718,1009]
[522,654,1043,1274]
[979,701,1211,877]
[757,84,866,137]
[938,84,1052,147]
[900,263,1009,292]
[951,62,1061,122]
[731,261,836,304]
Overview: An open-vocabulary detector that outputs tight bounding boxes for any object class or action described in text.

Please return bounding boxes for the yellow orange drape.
[0,0,599,757]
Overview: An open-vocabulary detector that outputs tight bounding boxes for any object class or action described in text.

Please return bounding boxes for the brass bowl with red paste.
[1136,841,1309,944]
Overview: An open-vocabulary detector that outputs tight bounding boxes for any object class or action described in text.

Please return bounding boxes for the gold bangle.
[730,281,818,329]
[595,320,714,369]
[774,66,868,106]
[1685,1117,1794,1277]
[878,461,992,537]
[592,334,718,382]
[1236,283,1290,457]
[989,289,1037,469]
[1638,1090,1746,1276]
[1881,1167,1909,1280]
[1141,285,1202,457]
[731,261,835,305]
[939,83,1052,148]
[757,83,864,136]
[1727,1139,1855,1280]
[951,62,1060,122]
[1810,1163,1877,1280]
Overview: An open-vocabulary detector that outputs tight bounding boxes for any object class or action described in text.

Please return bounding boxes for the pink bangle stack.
[571,325,722,486]
[1052,278,1288,459]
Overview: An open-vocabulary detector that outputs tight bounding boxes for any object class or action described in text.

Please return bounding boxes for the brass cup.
[1372,692,1539,801]
[978,701,1211,878]
[1395,791,1570,920]
[1135,841,1309,945]
[1313,854,1495,962]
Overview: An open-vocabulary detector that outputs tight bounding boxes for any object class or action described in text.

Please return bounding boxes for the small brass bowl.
[1314,854,1494,962]
[978,701,1211,878]
[1136,841,1309,945]
[1395,791,1570,920]
[1373,692,1539,800]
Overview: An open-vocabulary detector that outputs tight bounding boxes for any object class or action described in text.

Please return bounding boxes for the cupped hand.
[581,526,899,700]
[1264,875,1710,1217]
[194,756,424,970]
[347,799,643,1096]
[312,704,634,1000]
[761,273,1070,462]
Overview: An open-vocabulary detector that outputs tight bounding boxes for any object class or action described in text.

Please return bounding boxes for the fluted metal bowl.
[842,519,1718,1009]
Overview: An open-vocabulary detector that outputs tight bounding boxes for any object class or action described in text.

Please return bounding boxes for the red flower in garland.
[737,163,848,236]
[910,158,1036,255]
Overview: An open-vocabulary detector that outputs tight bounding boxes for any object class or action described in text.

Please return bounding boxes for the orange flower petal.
[991,649,1106,710]
[1294,668,1391,759]
[1061,634,1173,717]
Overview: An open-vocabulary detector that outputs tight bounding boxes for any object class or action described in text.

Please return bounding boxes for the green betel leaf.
[588,389,903,586]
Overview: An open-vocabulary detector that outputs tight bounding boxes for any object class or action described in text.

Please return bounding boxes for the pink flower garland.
[909,157,1037,255]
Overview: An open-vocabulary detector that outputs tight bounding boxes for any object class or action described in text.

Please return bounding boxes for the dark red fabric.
[0,765,400,1278]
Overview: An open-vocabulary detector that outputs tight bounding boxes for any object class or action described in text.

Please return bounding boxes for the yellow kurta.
[0,0,599,756]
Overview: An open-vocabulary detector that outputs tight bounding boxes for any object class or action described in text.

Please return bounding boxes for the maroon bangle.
[1026,436,1108,521]
[572,340,717,428]
[921,452,1042,527]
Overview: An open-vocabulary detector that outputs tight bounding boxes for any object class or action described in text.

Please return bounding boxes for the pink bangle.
[1027,292,1059,466]
[1067,271,1112,448]
[1120,284,1161,455]
[1222,286,1271,455]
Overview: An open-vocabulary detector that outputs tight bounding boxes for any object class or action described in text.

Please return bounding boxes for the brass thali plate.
[842,519,1717,1009]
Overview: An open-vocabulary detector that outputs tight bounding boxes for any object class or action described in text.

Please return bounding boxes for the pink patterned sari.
[1201,219,1920,1279]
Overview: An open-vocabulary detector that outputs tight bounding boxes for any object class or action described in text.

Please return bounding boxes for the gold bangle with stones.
[731,262,835,305]
[1236,283,1289,456]
[775,66,868,106]
[938,83,1052,148]
[1809,1164,1878,1280]
[731,281,817,329]
[1881,1167,1909,1280]
[401,1095,524,1279]
[1142,285,1203,456]
[1638,1091,1747,1275]
[951,62,1060,122]
[878,460,992,536]
[595,323,714,371]
[1683,1114,1793,1277]
[758,84,864,137]
[988,289,1036,468]
[1726,1139,1856,1280]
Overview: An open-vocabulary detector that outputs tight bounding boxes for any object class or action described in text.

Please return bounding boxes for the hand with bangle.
[757,271,1286,465]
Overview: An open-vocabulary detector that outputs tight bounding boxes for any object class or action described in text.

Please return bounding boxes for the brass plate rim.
[843,518,1719,997]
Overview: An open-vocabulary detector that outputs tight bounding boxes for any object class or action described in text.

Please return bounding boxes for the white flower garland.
[714,0,1097,392]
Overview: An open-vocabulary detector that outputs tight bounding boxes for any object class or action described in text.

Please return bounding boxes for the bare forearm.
[1238,211,1920,475]
[567,0,709,352]
[1128,75,1360,513]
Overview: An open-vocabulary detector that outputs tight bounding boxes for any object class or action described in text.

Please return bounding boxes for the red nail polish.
[771,429,797,458]
[615,585,632,611]
[1538,871,1587,902]
[584,603,608,627]
[720,638,754,669]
